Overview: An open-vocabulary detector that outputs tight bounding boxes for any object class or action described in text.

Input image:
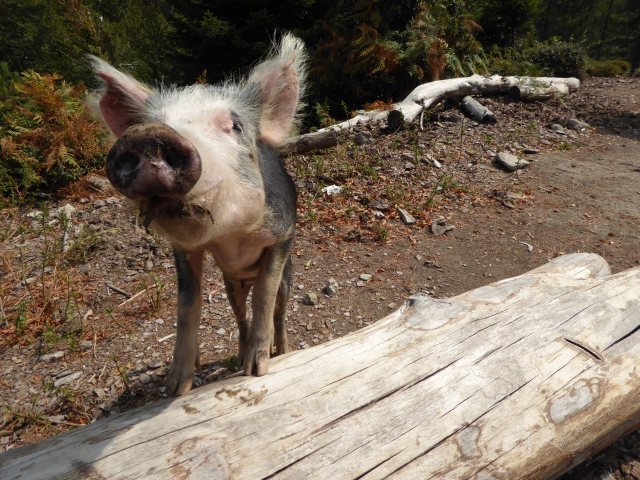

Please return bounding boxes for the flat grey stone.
[396,207,417,225]
[495,151,529,172]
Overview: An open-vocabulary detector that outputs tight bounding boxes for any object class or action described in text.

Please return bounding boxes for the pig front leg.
[167,249,204,395]
[243,246,289,376]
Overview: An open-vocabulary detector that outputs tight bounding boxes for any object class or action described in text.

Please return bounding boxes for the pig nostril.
[118,153,140,178]
[163,148,187,170]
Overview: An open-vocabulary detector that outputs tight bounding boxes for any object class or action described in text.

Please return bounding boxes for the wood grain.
[3,253,640,480]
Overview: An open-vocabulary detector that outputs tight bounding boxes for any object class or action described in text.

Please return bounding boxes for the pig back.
[257,141,297,236]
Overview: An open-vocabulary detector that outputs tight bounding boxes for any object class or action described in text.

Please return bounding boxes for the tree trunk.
[4,253,638,480]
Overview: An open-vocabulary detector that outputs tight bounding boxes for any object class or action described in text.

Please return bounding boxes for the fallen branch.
[282,74,579,154]
[116,285,155,308]
[459,95,496,123]
[105,282,132,299]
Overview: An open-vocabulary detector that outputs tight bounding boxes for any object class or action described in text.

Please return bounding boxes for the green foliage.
[586,58,632,77]
[0,71,107,201]
[475,0,542,47]
[486,47,542,76]
[0,0,100,83]
[527,38,586,77]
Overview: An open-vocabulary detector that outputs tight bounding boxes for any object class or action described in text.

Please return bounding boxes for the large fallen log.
[282,74,579,154]
[2,253,640,480]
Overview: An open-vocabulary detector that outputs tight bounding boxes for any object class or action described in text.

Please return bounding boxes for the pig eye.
[232,119,243,133]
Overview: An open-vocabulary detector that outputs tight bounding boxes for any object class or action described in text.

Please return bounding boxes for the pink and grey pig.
[91,34,305,395]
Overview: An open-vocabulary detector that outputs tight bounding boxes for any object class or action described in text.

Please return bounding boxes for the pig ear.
[247,34,307,145]
[89,56,153,137]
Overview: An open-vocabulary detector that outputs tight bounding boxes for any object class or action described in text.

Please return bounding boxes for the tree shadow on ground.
[582,111,640,141]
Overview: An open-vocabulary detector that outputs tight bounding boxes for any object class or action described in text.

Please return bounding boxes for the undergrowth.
[0,71,108,203]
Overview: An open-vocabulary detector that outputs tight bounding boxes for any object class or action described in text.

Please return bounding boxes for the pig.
[90,34,306,395]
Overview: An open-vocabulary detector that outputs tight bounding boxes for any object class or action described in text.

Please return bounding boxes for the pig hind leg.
[167,249,204,396]
[243,245,289,376]
[223,276,252,367]
[273,255,292,356]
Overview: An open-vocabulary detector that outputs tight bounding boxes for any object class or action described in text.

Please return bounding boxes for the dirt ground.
[1,77,639,478]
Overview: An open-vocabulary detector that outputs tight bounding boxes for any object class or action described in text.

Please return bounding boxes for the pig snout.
[106,123,202,201]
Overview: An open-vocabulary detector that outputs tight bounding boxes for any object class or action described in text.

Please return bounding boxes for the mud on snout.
[106,123,202,203]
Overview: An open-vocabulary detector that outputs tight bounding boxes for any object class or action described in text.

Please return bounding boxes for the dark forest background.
[0,0,638,199]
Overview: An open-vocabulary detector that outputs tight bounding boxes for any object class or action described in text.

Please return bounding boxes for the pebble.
[549,123,566,135]
[431,218,455,236]
[370,199,390,211]
[495,151,529,172]
[54,371,82,387]
[323,278,339,297]
[354,131,373,145]
[396,207,417,225]
[38,351,65,362]
[216,328,226,335]
[302,293,318,306]
[566,117,589,131]
[55,204,76,219]
[404,162,415,170]
[139,373,151,385]
[79,263,91,274]
[359,274,372,282]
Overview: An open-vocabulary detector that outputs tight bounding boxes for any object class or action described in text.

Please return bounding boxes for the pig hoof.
[242,348,270,376]
[167,368,194,396]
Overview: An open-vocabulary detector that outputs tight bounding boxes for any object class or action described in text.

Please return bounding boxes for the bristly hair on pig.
[87,33,307,147]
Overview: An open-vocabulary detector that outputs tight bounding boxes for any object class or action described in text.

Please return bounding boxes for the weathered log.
[4,253,640,480]
[459,95,497,123]
[279,130,338,155]
[283,75,579,153]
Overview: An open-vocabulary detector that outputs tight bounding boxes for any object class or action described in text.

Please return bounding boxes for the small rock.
[302,293,318,306]
[139,373,151,385]
[549,123,566,135]
[356,281,366,287]
[79,263,91,274]
[323,278,339,297]
[401,152,414,163]
[105,196,120,205]
[370,199,390,211]
[373,210,385,219]
[147,360,164,369]
[396,207,417,225]
[354,131,373,146]
[522,147,539,154]
[93,388,106,399]
[38,351,65,362]
[80,340,93,351]
[359,274,372,282]
[431,218,455,236]
[155,318,165,325]
[566,117,589,131]
[93,200,106,209]
[55,204,76,220]
[216,328,226,335]
[86,174,114,193]
[495,151,529,172]
[54,371,82,387]
[404,162,415,170]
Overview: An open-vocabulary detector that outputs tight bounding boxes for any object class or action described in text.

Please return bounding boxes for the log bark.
[283,75,579,154]
[4,253,640,480]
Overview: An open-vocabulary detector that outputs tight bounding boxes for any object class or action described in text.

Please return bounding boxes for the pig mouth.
[140,196,213,231]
